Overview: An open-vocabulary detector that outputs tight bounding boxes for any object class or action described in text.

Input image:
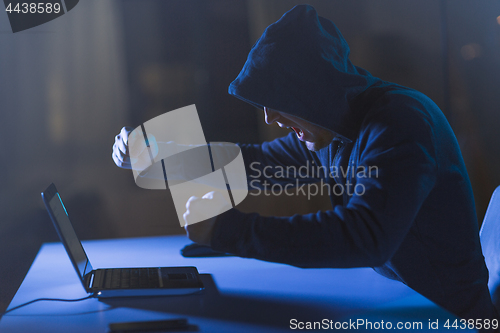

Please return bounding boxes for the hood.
[228,5,381,141]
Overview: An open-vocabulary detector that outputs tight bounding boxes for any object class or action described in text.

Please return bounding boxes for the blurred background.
[1,0,499,311]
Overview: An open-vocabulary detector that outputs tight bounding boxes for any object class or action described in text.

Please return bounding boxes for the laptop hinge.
[85,270,99,291]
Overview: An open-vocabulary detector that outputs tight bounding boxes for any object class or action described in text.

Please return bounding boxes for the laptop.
[41,183,204,298]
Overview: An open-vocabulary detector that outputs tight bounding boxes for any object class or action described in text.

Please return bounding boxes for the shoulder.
[360,86,440,139]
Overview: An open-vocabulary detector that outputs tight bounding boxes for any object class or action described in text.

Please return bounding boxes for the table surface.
[0,235,472,332]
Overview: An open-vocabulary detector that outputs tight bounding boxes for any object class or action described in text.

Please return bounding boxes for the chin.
[306,139,331,151]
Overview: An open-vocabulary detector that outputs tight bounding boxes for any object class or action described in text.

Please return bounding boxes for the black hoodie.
[211,5,497,321]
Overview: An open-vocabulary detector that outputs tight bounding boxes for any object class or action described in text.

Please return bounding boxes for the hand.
[112,126,134,169]
[184,191,231,246]
[113,125,163,172]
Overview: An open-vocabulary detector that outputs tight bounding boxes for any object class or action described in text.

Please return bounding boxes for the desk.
[0,235,471,332]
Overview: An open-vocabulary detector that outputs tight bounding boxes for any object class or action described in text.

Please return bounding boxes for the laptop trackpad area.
[95,267,200,290]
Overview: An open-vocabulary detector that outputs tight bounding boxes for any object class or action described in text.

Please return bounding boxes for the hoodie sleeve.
[210,97,438,268]
[239,132,325,188]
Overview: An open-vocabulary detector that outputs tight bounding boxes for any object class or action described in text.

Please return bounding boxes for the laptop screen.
[42,184,93,284]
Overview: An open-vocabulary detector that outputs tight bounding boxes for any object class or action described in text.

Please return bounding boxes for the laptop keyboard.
[104,268,160,289]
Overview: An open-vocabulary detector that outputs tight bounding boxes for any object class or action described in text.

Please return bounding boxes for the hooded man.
[113,5,497,323]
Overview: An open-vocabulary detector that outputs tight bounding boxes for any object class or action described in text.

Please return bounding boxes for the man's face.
[264,107,336,151]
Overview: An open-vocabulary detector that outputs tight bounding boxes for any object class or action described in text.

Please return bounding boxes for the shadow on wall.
[349,33,442,106]
[0,208,56,312]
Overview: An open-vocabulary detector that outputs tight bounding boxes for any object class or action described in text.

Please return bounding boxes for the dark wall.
[119,0,259,144]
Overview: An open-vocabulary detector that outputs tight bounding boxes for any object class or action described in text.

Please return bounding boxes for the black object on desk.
[181,243,233,257]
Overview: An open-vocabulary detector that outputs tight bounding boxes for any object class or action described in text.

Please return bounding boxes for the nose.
[264,107,280,125]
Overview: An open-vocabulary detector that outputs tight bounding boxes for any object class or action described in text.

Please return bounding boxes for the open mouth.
[291,127,304,140]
